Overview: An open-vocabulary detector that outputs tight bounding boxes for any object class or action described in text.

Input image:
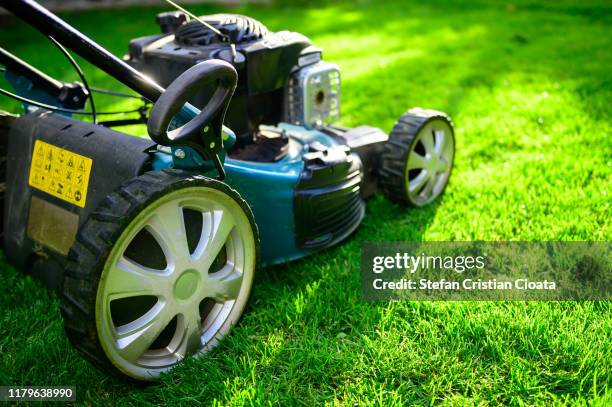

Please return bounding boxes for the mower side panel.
[214,125,365,265]
[223,159,307,265]
[4,111,154,288]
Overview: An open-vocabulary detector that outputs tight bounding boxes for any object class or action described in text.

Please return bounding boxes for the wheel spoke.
[193,210,235,271]
[176,308,202,357]
[421,174,437,198]
[409,170,429,193]
[419,128,435,155]
[105,257,168,299]
[206,265,243,301]
[441,131,454,162]
[115,301,176,362]
[432,173,446,195]
[434,129,446,155]
[145,201,190,268]
[407,151,428,170]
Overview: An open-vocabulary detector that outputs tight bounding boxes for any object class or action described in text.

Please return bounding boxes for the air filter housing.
[285,61,340,128]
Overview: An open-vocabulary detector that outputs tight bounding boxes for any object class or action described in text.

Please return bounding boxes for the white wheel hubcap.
[405,119,454,206]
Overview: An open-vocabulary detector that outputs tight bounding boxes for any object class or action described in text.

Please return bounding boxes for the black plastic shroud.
[4,111,154,289]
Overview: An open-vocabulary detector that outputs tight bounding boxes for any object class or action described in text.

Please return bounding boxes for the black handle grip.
[147,59,237,157]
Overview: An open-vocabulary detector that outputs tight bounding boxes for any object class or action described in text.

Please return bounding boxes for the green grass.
[1,0,611,405]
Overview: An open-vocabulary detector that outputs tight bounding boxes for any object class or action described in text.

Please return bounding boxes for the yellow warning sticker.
[28,140,93,208]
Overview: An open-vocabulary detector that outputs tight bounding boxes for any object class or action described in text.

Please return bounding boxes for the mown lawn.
[0,0,610,405]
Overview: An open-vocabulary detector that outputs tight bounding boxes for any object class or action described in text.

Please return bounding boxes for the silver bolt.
[203,126,209,133]
[174,149,186,159]
[209,142,215,149]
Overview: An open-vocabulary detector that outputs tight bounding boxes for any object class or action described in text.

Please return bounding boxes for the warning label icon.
[28,140,93,208]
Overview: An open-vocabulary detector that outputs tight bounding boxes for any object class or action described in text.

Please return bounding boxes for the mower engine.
[127,13,340,143]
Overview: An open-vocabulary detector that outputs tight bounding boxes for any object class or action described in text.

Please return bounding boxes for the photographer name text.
[373,278,556,291]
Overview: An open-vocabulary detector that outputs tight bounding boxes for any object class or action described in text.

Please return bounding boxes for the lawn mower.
[0,0,455,381]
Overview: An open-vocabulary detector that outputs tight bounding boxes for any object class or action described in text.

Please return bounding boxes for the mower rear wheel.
[380,108,455,206]
[61,170,259,381]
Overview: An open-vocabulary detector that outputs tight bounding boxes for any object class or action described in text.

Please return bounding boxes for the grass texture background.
[0,0,610,405]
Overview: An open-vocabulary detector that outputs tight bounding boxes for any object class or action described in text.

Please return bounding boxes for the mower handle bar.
[147,60,237,157]
[1,0,221,150]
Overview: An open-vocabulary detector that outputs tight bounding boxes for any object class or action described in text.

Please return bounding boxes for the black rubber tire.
[379,107,455,206]
[60,169,259,382]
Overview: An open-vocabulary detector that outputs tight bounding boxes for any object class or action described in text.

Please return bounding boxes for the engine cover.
[128,13,316,141]
[127,13,341,145]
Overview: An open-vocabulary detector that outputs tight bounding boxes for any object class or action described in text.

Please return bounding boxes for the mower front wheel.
[61,170,259,381]
[379,108,455,206]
